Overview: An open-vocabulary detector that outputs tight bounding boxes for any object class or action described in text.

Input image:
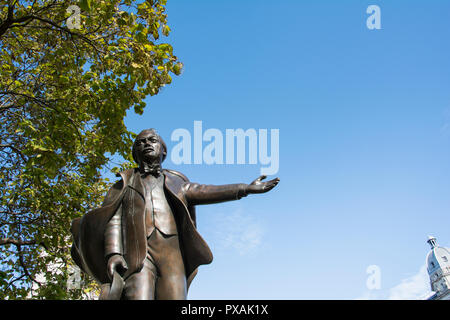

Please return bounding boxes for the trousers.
[121,228,187,300]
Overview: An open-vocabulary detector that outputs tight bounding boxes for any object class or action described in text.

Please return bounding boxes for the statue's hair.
[132,129,167,164]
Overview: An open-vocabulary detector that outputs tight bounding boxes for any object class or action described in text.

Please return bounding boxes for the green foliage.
[0,0,180,299]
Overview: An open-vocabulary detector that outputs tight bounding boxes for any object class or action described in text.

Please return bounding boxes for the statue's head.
[132,129,167,166]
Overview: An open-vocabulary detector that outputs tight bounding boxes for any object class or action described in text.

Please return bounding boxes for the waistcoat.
[142,173,178,236]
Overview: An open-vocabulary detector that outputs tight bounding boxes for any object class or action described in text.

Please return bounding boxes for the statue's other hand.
[107,254,128,281]
[247,175,280,194]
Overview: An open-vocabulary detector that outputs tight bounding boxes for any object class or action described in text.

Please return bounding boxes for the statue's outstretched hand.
[246,175,280,194]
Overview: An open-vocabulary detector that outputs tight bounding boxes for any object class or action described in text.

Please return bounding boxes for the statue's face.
[134,130,164,164]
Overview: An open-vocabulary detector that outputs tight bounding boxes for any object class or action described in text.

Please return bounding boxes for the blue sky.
[121,0,450,299]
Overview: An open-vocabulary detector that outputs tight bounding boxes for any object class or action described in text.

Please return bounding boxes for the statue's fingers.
[266,178,279,187]
[261,179,279,192]
[255,175,267,184]
[250,175,266,185]
[267,183,276,190]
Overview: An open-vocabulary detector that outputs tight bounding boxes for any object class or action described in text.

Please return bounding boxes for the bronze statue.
[70,128,279,300]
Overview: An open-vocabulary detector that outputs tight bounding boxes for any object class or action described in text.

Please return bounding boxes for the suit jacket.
[71,168,247,288]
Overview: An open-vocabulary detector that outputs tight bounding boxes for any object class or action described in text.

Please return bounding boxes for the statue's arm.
[103,195,128,279]
[183,175,280,206]
[183,182,249,205]
[101,179,128,279]
[101,179,124,257]
[104,204,123,258]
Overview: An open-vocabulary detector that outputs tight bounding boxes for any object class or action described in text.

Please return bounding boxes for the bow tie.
[140,165,161,178]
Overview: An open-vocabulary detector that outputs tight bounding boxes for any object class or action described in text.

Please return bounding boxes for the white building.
[426,236,450,300]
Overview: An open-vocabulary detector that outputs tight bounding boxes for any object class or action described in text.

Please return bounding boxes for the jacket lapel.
[127,170,145,201]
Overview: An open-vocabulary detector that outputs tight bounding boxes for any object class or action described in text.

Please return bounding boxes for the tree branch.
[17,244,42,287]
[0,0,61,38]
[0,144,26,162]
[0,238,36,246]
[0,1,15,38]
[23,15,105,55]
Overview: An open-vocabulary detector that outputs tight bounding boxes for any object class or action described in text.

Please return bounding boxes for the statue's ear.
[159,138,167,162]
